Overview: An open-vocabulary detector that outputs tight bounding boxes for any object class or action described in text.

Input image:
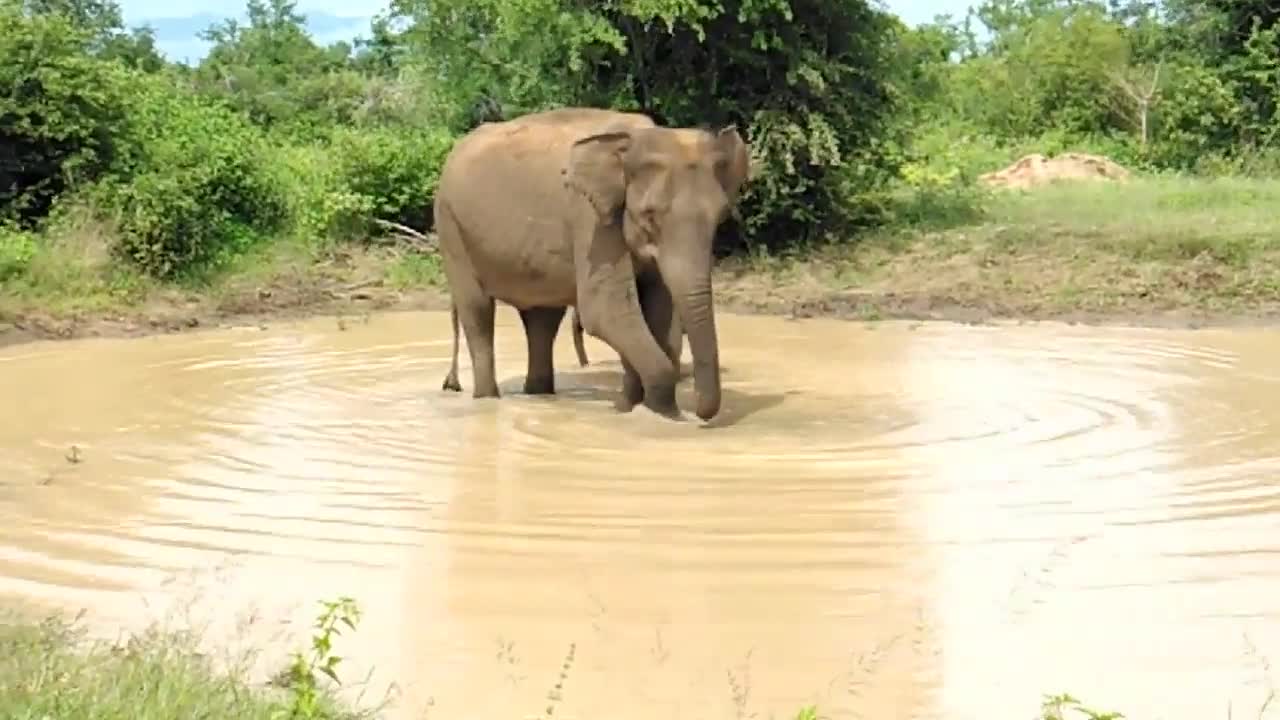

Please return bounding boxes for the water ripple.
[2,314,1279,720]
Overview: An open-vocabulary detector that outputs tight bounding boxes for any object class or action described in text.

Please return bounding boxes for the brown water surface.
[1,310,1279,720]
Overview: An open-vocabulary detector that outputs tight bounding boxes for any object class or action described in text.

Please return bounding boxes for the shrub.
[328,125,456,233]
[97,73,288,279]
[278,125,457,245]
[0,6,131,225]
[0,222,38,282]
[270,143,371,246]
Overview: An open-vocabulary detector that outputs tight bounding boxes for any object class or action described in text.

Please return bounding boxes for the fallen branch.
[371,219,438,251]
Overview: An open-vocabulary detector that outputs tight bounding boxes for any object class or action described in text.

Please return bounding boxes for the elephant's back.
[438,108,652,207]
[443,107,656,173]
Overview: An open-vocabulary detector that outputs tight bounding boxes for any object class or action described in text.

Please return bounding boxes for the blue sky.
[119,0,978,63]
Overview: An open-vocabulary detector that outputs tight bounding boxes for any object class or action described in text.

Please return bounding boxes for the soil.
[978,152,1132,190]
[5,264,1280,351]
[0,277,449,349]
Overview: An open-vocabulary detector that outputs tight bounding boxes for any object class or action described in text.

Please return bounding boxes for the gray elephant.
[444,303,596,369]
[448,292,679,370]
[436,107,750,421]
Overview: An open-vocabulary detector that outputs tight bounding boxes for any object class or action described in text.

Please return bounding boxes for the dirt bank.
[5,259,1280,351]
[0,276,449,349]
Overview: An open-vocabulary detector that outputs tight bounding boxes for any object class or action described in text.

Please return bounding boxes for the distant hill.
[132,10,376,64]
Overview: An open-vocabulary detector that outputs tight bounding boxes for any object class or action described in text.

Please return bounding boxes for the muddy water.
[2,310,1279,720]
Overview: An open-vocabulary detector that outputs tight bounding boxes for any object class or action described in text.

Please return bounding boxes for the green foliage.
[1040,692,1124,720]
[277,125,455,244]
[95,74,287,279]
[385,252,444,288]
[396,0,905,247]
[11,0,1280,298]
[272,596,362,720]
[906,0,1280,181]
[325,125,454,233]
[0,4,131,225]
[192,0,366,132]
[945,4,1131,139]
[0,223,38,282]
[0,606,363,720]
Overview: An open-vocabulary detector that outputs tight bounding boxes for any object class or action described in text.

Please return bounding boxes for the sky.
[117,0,979,63]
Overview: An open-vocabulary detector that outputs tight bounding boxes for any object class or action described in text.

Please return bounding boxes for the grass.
[5,173,1280,344]
[0,597,375,720]
[0,596,1128,720]
[717,175,1280,322]
[0,207,449,342]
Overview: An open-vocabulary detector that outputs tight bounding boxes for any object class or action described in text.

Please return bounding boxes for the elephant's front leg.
[642,275,682,371]
[519,306,567,395]
[575,229,679,418]
[620,275,682,408]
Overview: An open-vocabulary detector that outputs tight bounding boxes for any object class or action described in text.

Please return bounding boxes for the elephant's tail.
[441,301,463,392]
[572,308,589,367]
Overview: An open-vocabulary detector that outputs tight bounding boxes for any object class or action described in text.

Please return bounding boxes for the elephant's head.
[566,123,751,421]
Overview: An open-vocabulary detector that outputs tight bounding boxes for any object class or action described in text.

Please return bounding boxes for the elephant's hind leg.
[519,306,567,395]
[456,294,498,398]
[436,207,499,399]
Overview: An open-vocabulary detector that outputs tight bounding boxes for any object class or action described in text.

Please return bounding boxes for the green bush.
[0,6,131,225]
[328,125,456,233]
[97,74,288,279]
[279,126,456,245]
[0,223,38,282]
[270,142,371,245]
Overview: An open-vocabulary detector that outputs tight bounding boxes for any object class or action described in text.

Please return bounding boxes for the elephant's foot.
[616,365,644,412]
[442,371,462,393]
[471,382,500,399]
[640,383,680,420]
[523,374,555,395]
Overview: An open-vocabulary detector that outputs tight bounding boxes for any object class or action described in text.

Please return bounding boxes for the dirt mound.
[979,152,1131,190]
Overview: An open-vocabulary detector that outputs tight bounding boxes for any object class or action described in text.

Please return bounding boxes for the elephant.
[442,302,590,377]
[446,294,678,372]
[568,305,683,369]
[435,106,750,421]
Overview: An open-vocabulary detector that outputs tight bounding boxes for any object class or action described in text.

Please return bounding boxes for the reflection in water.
[1,311,1279,720]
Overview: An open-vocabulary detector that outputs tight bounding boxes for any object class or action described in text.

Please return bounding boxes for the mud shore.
[5,263,1280,351]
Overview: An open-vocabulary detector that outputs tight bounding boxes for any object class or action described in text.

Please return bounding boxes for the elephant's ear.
[565,131,632,222]
[713,125,750,203]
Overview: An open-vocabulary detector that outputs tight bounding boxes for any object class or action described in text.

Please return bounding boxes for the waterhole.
[2,310,1279,720]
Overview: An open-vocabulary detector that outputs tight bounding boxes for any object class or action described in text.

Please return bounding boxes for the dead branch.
[370,218,438,251]
[1108,60,1164,146]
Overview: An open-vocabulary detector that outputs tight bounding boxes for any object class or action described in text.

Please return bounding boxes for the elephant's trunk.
[665,242,721,421]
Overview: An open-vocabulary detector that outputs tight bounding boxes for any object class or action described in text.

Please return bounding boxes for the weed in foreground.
[0,596,374,720]
[1041,692,1124,720]
[1,594,1141,720]
[270,595,364,720]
